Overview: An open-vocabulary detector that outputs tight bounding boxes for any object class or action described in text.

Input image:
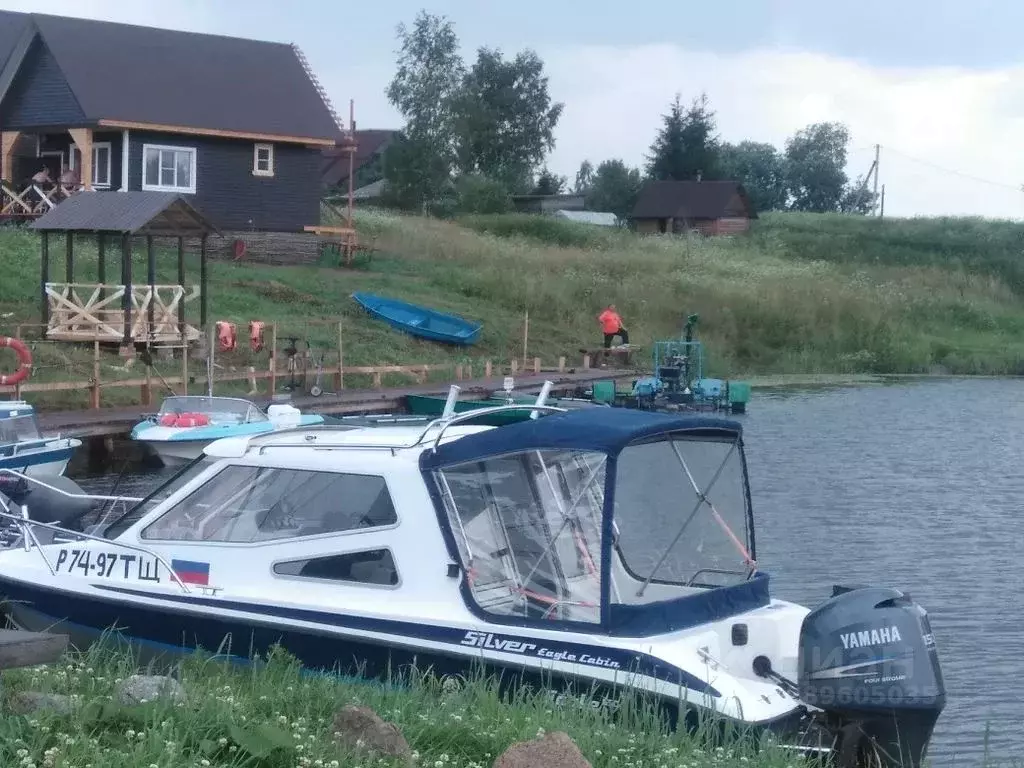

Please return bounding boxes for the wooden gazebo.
[29,192,218,345]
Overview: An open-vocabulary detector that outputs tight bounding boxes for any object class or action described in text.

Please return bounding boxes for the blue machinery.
[627,314,750,414]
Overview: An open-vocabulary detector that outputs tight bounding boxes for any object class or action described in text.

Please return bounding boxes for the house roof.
[0,11,342,144]
[631,180,758,220]
[29,191,218,235]
[321,129,396,187]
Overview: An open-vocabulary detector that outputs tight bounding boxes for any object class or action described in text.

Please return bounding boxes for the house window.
[253,143,274,177]
[69,142,112,188]
[142,144,196,193]
[273,549,399,587]
[140,465,398,543]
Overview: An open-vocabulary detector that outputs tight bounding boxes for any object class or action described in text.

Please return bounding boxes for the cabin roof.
[631,180,758,220]
[0,10,342,143]
[421,408,743,470]
[29,191,218,235]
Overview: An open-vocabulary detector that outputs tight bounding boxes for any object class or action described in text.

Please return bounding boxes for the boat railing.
[0,468,145,504]
[2,436,75,456]
[0,502,194,595]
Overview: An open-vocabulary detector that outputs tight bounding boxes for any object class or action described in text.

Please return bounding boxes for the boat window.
[438,449,605,624]
[156,396,267,425]
[0,415,41,444]
[140,466,397,543]
[612,434,752,596]
[102,456,218,539]
[273,548,399,587]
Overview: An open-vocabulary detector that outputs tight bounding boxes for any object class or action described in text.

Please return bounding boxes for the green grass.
[3,207,1024,410]
[0,641,798,768]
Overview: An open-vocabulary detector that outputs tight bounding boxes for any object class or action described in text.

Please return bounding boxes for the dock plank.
[36,369,634,439]
[0,629,68,670]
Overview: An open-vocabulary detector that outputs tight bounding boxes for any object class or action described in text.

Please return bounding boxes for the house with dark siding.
[630,180,757,236]
[0,11,347,259]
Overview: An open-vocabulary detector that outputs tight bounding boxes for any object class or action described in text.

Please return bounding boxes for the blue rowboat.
[351,292,481,346]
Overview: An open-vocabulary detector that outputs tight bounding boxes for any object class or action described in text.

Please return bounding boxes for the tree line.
[376,10,878,220]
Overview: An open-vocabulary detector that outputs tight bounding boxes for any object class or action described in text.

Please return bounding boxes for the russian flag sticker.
[171,559,210,586]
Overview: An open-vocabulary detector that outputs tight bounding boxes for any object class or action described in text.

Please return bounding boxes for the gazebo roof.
[29,192,218,236]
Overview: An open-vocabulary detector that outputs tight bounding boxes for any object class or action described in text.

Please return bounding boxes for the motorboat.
[130,396,325,465]
[0,387,945,768]
[0,401,81,477]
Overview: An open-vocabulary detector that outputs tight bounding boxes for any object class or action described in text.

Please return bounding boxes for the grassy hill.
[1,208,1024,407]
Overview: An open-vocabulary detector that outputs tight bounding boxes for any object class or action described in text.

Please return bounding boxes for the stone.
[8,691,74,715]
[493,731,592,768]
[331,704,412,764]
[114,674,187,706]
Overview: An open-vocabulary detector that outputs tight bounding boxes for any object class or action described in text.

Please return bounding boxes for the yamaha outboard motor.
[798,586,945,768]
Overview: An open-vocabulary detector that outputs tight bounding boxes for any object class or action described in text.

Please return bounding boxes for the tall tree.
[588,159,643,221]
[784,121,851,213]
[718,141,787,212]
[532,166,567,195]
[384,11,464,209]
[453,47,564,190]
[574,160,594,195]
[646,92,721,181]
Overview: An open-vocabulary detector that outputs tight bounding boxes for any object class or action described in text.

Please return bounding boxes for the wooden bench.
[579,344,635,368]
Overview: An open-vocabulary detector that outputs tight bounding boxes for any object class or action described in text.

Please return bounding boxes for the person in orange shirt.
[598,304,629,349]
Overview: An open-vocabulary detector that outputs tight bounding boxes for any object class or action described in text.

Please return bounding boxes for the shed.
[30,191,218,345]
[630,180,757,236]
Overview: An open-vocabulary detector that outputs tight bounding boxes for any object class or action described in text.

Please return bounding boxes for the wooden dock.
[38,368,633,439]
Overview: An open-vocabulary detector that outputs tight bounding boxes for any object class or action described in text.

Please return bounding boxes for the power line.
[876,145,1022,192]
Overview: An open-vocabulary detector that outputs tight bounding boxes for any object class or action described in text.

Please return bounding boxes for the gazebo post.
[97,233,106,302]
[147,235,156,342]
[200,233,208,329]
[177,237,185,337]
[64,231,74,283]
[40,232,49,329]
[121,233,132,345]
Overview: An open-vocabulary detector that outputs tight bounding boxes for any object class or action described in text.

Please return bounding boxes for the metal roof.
[553,210,619,227]
[631,180,758,220]
[29,191,219,235]
[0,10,341,142]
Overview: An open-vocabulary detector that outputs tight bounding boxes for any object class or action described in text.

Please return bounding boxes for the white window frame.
[69,141,113,188]
[142,143,197,194]
[253,143,274,177]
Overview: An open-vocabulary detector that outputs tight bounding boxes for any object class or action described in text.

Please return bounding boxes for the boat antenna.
[531,380,553,420]
[441,385,461,420]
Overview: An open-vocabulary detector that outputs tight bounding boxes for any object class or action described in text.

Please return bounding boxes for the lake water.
[67,377,1020,765]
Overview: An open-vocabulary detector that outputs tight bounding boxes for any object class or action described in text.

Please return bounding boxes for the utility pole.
[880,184,885,219]
[873,144,880,216]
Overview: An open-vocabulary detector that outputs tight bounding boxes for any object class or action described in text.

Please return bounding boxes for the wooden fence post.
[510,359,518,374]
[269,323,277,396]
[522,309,529,367]
[335,320,344,390]
[583,354,591,370]
[532,357,540,374]
[181,332,188,395]
[484,360,493,378]
[90,341,100,409]
[558,356,566,372]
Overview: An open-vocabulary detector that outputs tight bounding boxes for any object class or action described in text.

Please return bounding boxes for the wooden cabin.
[630,180,757,236]
[0,10,352,262]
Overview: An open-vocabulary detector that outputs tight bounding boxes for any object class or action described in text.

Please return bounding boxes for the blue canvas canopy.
[419,407,742,470]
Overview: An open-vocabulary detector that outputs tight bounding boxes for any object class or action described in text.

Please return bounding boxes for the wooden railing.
[45,283,201,343]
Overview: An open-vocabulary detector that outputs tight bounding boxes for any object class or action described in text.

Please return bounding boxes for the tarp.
[419,408,742,470]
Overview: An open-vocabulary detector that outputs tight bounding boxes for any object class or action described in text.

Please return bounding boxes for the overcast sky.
[3,0,1023,219]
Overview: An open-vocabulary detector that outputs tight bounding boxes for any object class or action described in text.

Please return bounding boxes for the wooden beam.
[177,237,185,337]
[64,232,73,283]
[96,119,336,147]
[200,234,208,329]
[40,232,49,328]
[304,225,356,235]
[1,130,21,183]
[121,234,132,344]
[147,235,156,341]
[67,128,93,191]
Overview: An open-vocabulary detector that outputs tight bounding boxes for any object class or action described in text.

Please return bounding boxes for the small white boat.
[0,401,81,478]
[0,387,946,768]
[130,396,325,465]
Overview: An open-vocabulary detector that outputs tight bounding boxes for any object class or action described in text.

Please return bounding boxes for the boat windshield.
[157,396,266,425]
[101,455,218,539]
[437,449,606,624]
[0,415,42,445]
[611,433,753,603]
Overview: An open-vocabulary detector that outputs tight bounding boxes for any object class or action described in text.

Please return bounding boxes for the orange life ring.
[0,336,32,386]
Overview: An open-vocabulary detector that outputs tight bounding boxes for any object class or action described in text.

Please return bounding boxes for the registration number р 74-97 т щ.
[54,548,162,583]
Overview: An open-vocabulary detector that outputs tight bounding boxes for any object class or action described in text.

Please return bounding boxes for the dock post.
[583,354,591,370]
[558,356,566,372]
[336,320,344,390]
[485,360,493,378]
[269,323,277,396]
[533,357,541,374]
[91,341,100,409]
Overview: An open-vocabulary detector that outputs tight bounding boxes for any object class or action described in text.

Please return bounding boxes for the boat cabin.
[97,407,765,637]
[0,401,41,446]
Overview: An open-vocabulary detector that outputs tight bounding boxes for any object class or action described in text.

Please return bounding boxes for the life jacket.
[249,321,265,353]
[599,309,622,334]
[216,321,237,352]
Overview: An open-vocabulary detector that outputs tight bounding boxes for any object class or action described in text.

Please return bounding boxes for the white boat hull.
[140,439,209,466]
